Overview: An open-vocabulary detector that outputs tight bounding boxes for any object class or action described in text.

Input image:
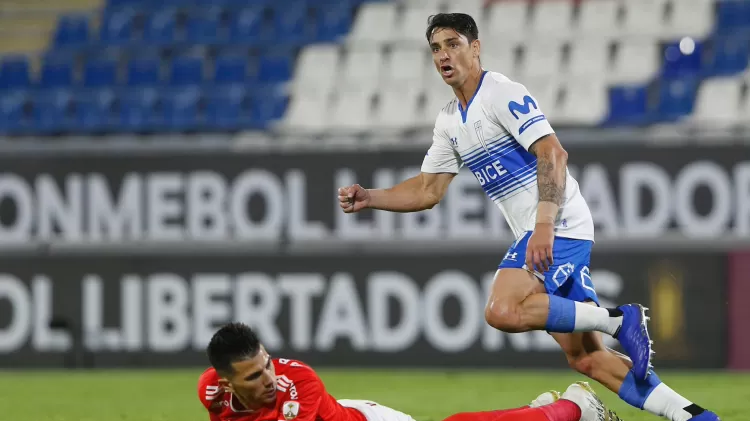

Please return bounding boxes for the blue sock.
[544,295,576,333]
[618,370,662,409]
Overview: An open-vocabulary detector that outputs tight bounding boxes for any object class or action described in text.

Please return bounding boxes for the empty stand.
[575,0,621,40]
[529,0,575,40]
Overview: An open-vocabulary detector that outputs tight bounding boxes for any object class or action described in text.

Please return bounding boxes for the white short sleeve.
[489,82,555,151]
[420,124,462,174]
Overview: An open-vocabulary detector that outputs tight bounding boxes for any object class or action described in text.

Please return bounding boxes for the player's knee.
[484,301,523,333]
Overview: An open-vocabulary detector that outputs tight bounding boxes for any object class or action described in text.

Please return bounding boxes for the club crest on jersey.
[473,120,489,154]
[283,401,300,420]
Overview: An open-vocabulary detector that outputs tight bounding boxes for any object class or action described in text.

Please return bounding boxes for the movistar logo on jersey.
[508,96,538,120]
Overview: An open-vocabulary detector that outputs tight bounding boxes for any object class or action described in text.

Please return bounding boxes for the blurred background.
[0,0,748,419]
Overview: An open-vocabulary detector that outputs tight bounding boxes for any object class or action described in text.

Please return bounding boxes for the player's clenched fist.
[338,184,370,213]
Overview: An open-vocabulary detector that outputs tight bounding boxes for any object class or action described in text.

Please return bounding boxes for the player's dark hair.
[207,322,261,375]
[425,13,479,43]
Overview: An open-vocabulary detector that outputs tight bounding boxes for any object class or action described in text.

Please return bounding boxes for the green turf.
[1,369,746,420]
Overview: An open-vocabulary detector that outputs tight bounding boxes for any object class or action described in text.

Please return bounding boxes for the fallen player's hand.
[526,222,555,274]
[338,184,370,213]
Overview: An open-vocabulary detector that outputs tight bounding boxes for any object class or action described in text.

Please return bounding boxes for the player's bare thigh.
[484,268,545,327]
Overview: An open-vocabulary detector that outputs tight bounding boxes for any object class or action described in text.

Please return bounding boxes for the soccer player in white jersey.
[337,13,720,421]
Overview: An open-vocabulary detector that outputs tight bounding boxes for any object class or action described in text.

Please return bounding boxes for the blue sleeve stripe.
[519,115,547,135]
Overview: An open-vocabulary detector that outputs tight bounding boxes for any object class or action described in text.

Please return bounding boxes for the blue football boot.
[688,410,721,420]
[614,303,654,381]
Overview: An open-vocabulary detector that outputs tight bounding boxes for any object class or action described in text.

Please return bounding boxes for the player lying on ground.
[198,322,625,421]
[337,12,720,421]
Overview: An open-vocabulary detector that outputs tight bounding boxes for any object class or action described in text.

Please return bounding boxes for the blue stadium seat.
[119,88,161,131]
[185,7,224,44]
[606,86,649,125]
[716,0,750,35]
[257,53,292,83]
[252,91,287,128]
[163,88,201,130]
[143,8,178,45]
[316,4,353,42]
[40,57,75,88]
[126,56,162,86]
[0,91,29,134]
[703,36,749,76]
[33,90,74,133]
[229,8,264,44]
[170,56,204,85]
[213,53,250,84]
[99,8,136,45]
[272,3,310,44]
[84,57,118,87]
[662,40,704,78]
[205,85,249,129]
[0,56,31,90]
[54,14,91,47]
[75,89,116,131]
[655,77,699,121]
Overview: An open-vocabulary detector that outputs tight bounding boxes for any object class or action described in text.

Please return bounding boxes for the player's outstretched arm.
[338,172,456,213]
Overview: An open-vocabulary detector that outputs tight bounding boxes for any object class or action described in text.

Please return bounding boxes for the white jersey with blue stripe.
[421,70,595,242]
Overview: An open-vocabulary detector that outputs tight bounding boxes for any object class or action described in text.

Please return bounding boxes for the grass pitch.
[0,369,746,421]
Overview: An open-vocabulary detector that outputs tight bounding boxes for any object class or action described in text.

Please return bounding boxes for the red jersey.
[198,358,369,421]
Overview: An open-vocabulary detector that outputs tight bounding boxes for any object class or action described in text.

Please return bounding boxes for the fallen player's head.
[425,13,481,87]
[207,322,278,408]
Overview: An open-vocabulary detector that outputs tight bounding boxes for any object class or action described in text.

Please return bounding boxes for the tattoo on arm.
[536,148,565,205]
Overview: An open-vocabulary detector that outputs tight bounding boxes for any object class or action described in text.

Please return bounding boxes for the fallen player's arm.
[367,172,456,212]
[529,134,568,224]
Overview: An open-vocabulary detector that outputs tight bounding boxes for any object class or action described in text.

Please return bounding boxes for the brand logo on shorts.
[504,252,518,261]
[283,401,300,420]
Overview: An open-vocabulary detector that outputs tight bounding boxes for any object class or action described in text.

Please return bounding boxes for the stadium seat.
[316,4,353,42]
[229,8,264,44]
[163,88,201,130]
[518,42,564,80]
[609,40,660,84]
[119,88,160,131]
[0,91,29,133]
[347,2,397,45]
[328,88,375,133]
[205,85,250,130]
[385,46,428,86]
[374,84,422,131]
[655,77,699,121]
[691,77,744,127]
[272,3,310,44]
[566,40,611,79]
[555,79,608,126]
[664,0,714,41]
[574,0,620,39]
[40,56,75,88]
[291,44,339,97]
[99,7,136,45]
[185,7,224,45]
[484,1,528,44]
[170,56,204,86]
[529,0,574,40]
[143,8,178,45]
[213,53,251,85]
[338,45,383,92]
[703,36,750,77]
[257,53,292,83]
[715,0,750,36]
[83,57,118,87]
[0,56,31,90]
[252,91,288,129]
[126,56,162,86]
[33,89,74,133]
[54,14,90,47]
[620,0,669,39]
[662,40,704,78]
[75,89,116,131]
[394,6,441,45]
[606,85,649,125]
[282,91,329,134]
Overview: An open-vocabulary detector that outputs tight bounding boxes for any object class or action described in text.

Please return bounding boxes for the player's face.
[227,348,277,408]
[429,28,480,87]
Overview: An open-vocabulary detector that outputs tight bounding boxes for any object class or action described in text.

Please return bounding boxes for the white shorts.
[338,399,417,421]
